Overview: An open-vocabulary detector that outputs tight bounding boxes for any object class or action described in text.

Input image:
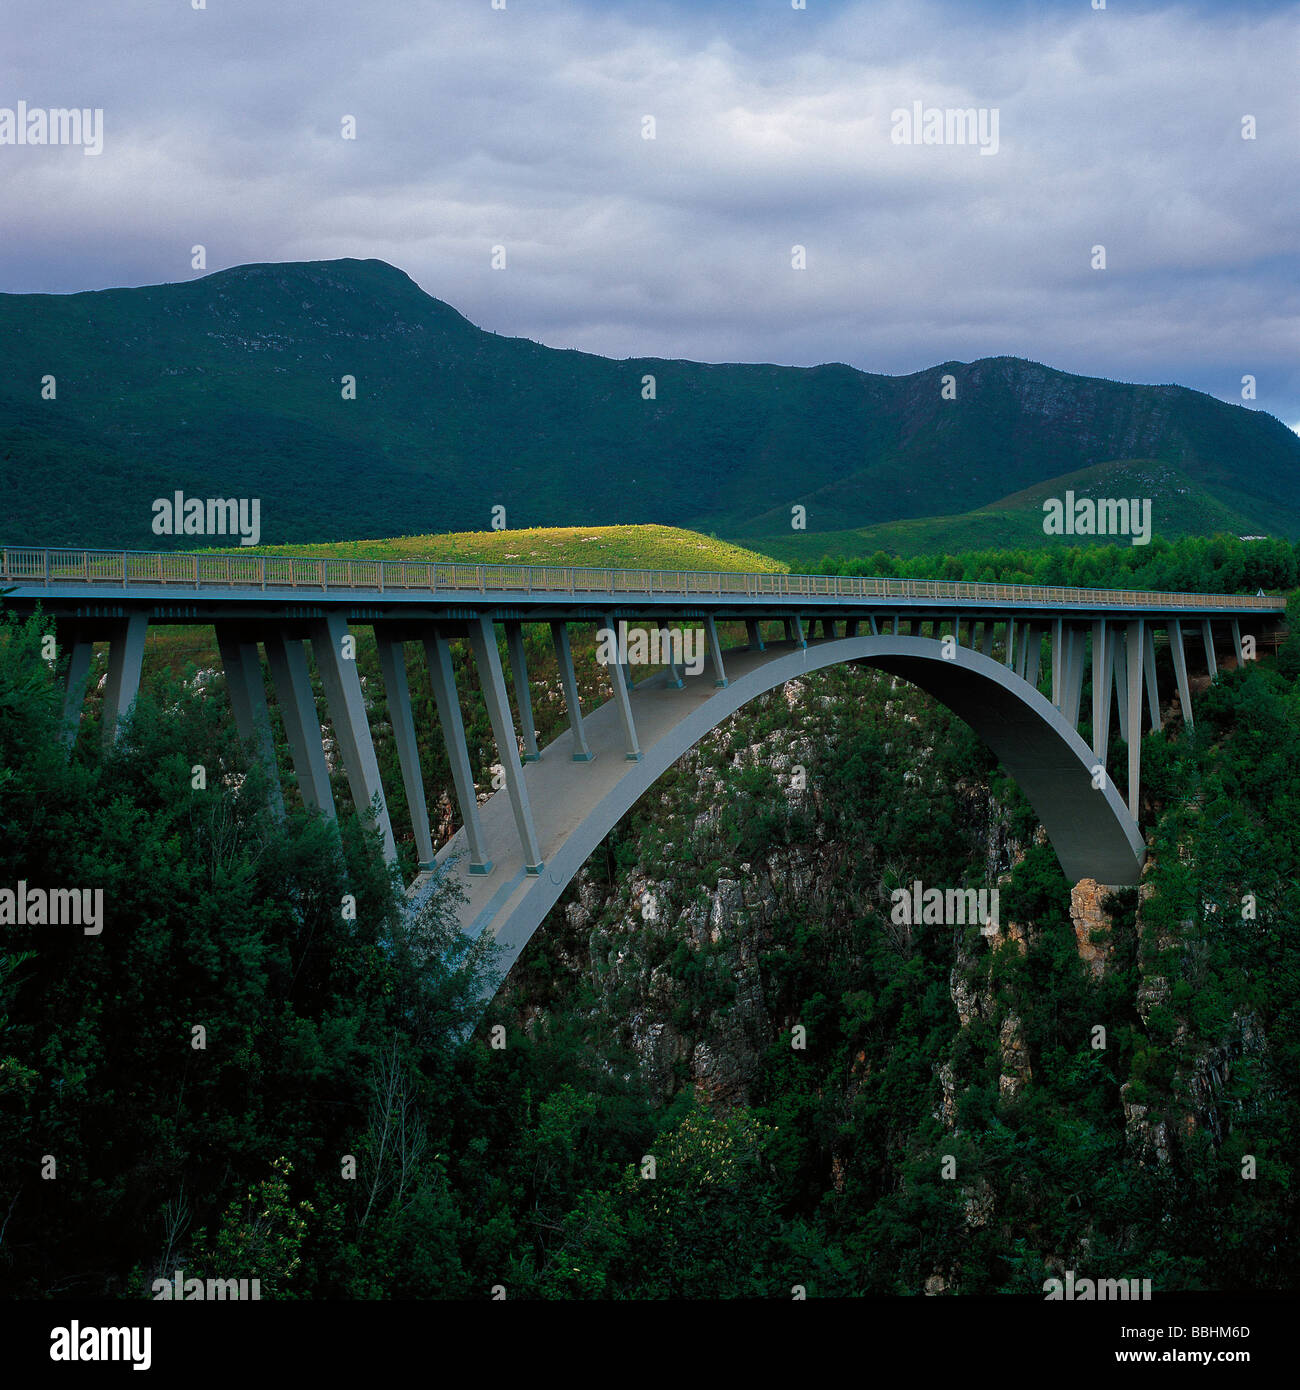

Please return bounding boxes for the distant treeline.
[790,534,1299,595]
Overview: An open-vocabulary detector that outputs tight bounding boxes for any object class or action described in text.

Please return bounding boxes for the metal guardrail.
[0,545,1284,610]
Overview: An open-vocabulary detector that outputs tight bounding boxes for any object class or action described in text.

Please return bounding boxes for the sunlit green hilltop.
[239,524,787,573]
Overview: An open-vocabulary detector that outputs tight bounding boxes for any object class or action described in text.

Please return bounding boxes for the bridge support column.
[1051,619,1064,705]
[1202,620,1218,679]
[1004,619,1017,669]
[659,626,685,688]
[1092,620,1111,760]
[264,632,335,819]
[1126,621,1144,818]
[1022,625,1043,687]
[550,621,593,760]
[423,631,492,874]
[375,634,436,869]
[1143,626,1161,731]
[745,619,765,652]
[705,617,728,688]
[1169,620,1194,729]
[505,622,540,760]
[980,621,994,657]
[1062,625,1085,728]
[468,616,543,875]
[1113,629,1134,744]
[1231,619,1243,666]
[311,615,396,864]
[60,627,94,749]
[102,613,149,747]
[792,616,806,648]
[216,629,285,819]
[846,617,859,638]
[603,613,642,761]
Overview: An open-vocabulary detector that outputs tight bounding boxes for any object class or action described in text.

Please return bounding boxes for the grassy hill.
[238,524,786,573]
[3,257,1299,551]
[752,459,1264,563]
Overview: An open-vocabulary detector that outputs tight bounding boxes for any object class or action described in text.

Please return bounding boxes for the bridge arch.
[421,633,1146,999]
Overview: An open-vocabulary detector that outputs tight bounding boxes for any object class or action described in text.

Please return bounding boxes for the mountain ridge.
[2,256,1297,550]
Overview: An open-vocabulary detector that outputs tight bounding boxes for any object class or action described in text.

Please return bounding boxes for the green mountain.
[1,256,1298,550]
[754,459,1265,563]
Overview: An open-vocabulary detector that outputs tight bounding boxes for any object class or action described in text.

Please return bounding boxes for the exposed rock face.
[568,845,806,1106]
[1070,879,1115,978]
[962,1177,995,1228]
[950,946,989,1029]
[1136,973,1170,1027]
[1120,1082,1171,1166]
[998,918,1029,955]
[935,1060,959,1131]
[1180,1010,1271,1148]
[948,911,1026,1034]
[998,1014,1032,1099]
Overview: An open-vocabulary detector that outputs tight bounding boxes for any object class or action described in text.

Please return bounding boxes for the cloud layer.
[3,0,1297,422]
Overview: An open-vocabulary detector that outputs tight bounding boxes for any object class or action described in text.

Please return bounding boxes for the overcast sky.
[4,0,1298,427]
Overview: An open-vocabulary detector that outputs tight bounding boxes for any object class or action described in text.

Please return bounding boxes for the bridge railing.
[0,545,1284,610]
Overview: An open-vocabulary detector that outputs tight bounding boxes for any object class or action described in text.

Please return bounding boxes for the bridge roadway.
[0,544,1281,621]
[1,545,1285,997]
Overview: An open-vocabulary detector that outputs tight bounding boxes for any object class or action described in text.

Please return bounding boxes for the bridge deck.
[1,545,1283,620]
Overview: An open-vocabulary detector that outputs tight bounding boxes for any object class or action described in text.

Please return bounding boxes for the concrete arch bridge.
[1,546,1282,996]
